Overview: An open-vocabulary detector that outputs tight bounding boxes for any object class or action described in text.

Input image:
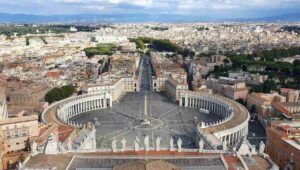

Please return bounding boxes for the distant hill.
[0,13,211,23]
[233,13,300,22]
[260,13,300,21]
[0,12,299,23]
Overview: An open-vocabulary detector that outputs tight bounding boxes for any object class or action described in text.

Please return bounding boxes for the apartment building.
[266,122,300,170]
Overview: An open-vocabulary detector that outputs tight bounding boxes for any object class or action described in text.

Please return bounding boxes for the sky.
[0,0,299,18]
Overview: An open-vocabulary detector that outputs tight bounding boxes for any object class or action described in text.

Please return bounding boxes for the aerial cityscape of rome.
[0,0,300,170]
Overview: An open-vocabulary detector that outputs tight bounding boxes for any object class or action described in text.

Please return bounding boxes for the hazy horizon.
[0,0,300,19]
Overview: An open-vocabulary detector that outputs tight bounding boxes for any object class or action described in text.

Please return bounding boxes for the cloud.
[177,0,206,10]
[0,0,299,17]
[109,0,153,7]
[84,5,105,11]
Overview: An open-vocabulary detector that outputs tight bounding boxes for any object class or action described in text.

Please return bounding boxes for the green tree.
[293,59,300,67]
[262,79,277,93]
[84,44,116,58]
[135,39,145,49]
[224,59,230,65]
[45,85,76,103]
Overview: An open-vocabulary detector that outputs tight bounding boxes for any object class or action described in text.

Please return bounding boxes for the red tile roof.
[58,125,74,142]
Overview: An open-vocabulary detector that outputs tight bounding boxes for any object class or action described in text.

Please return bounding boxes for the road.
[139,56,152,91]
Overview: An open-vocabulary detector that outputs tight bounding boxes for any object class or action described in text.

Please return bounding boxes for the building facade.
[0,115,39,153]
[272,102,300,120]
[150,52,188,101]
[83,77,139,101]
[280,88,299,102]
[246,92,286,116]
[266,122,300,170]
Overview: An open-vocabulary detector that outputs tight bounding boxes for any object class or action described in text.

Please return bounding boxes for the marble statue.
[251,145,256,154]
[144,135,150,151]
[121,137,126,152]
[233,146,237,152]
[222,141,228,151]
[201,122,205,128]
[155,137,161,151]
[112,138,117,152]
[177,138,182,152]
[199,139,204,152]
[194,116,198,124]
[170,137,174,151]
[237,136,255,155]
[44,133,58,155]
[18,162,22,170]
[259,141,265,153]
[134,137,140,151]
[67,138,72,151]
[31,141,37,156]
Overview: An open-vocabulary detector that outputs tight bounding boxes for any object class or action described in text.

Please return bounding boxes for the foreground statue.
[199,139,204,152]
[144,135,150,151]
[134,136,140,151]
[112,138,117,152]
[121,137,126,152]
[156,137,161,151]
[177,138,182,152]
[170,137,174,151]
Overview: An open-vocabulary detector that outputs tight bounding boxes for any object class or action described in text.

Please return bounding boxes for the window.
[6,132,11,139]
[22,129,28,136]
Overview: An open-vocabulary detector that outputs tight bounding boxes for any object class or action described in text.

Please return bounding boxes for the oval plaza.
[42,54,250,152]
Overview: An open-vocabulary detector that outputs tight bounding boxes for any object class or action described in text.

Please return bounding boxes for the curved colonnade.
[179,91,250,147]
[42,93,113,127]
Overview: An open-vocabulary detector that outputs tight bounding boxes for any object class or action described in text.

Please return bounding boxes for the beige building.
[280,88,299,102]
[272,102,300,120]
[0,114,39,154]
[84,77,139,101]
[83,53,140,101]
[207,77,249,102]
[3,82,51,115]
[246,92,286,117]
[266,122,300,170]
[9,83,51,105]
[224,82,249,102]
[150,53,188,101]
[165,76,189,101]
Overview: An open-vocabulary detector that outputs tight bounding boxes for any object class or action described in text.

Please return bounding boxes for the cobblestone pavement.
[71,92,222,150]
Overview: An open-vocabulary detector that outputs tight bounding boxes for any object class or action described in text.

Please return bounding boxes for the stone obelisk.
[142,95,151,125]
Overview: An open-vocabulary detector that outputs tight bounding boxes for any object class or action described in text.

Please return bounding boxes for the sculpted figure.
[177,138,182,152]
[112,137,117,152]
[121,137,126,152]
[199,139,204,152]
[156,137,161,151]
[134,136,140,151]
[170,137,174,151]
[144,135,150,151]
